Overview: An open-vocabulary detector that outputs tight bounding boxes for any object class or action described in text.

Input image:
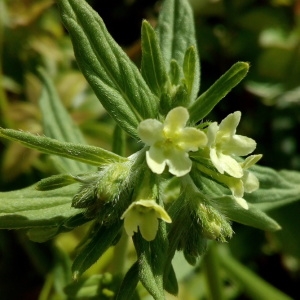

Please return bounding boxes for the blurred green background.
[0,0,300,299]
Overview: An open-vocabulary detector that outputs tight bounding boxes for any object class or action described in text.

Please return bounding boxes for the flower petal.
[210,147,224,174]
[177,128,207,151]
[241,154,262,169]
[139,211,159,241]
[164,106,189,133]
[122,208,138,237]
[222,135,256,156]
[138,119,164,146]
[243,171,259,193]
[219,111,241,136]
[166,149,192,177]
[137,200,172,223]
[206,122,218,147]
[234,197,249,210]
[215,152,244,178]
[146,146,166,174]
[227,178,244,198]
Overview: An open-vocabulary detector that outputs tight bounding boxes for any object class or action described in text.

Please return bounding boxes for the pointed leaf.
[189,62,249,123]
[35,174,77,191]
[0,128,127,167]
[72,221,122,279]
[182,46,198,102]
[116,262,139,300]
[57,0,158,138]
[214,195,281,232]
[157,0,200,100]
[141,20,168,97]
[38,68,94,173]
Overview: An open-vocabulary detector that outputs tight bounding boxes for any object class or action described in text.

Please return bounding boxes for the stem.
[203,242,225,300]
[218,246,292,300]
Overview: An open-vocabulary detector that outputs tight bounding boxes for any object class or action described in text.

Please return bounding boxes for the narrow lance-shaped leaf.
[157,0,200,101]
[192,172,281,232]
[38,68,94,173]
[57,0,158,138]
[0,184,80,229]
[189,62,249,123]
[214,195,281,232]
[116,262,139,300]
[141,20,168,98]
[246,166,300,211]
[72,221,122,279]
[182,46,198,103]
[0,128,127,167]
[35,174,78,191]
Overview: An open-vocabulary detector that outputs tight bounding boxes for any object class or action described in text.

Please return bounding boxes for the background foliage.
[0,0,300,299]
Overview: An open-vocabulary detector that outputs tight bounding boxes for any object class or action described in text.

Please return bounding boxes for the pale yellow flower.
[121,200,171,241]
[138,107,207,177]
[206,111,256,178]
[225,154,262,209]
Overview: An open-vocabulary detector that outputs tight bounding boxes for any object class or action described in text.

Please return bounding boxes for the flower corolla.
[138,106,207,177]
[226,154,262,209]
[206,111,256,178]
[121,200,171,241]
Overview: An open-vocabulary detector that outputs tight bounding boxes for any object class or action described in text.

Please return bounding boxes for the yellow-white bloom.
[121,200,171,241]
[138,106,207,177]
[226,154,262,209]
[206,111,256,178]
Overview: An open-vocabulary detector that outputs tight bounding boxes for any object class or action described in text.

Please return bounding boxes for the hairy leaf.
[189,62,249,123]
[38,68,94,173]
[0,128,127,167]
[141,20,168,98]
[57,0,158,138]
[0,184,79,229]
[157,0,200,101]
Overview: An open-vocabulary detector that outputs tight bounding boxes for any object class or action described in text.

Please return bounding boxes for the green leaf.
[112,125,126,157]
[214,195,281,232]
[246,166,300,211]
[169,59,181,86]
[0,184,80,229]
[0,128,127,167]
[163,264,178,295]
[57,0,158,138]
[35,174,78,191]
[189,62,249,123]
[182,46,198,102]
[72,221,122,279]
[27,226,64,243]
[116,262,139,300]
[38,68,95,174]
[133,233,165,300]
[157,0,200,101]
[141,20,168,98]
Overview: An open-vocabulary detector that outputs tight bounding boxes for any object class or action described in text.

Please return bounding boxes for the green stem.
[203,242,225,300]
[218,246,292,300]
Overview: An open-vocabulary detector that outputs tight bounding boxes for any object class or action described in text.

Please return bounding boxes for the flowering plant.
[0,0,300,299]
